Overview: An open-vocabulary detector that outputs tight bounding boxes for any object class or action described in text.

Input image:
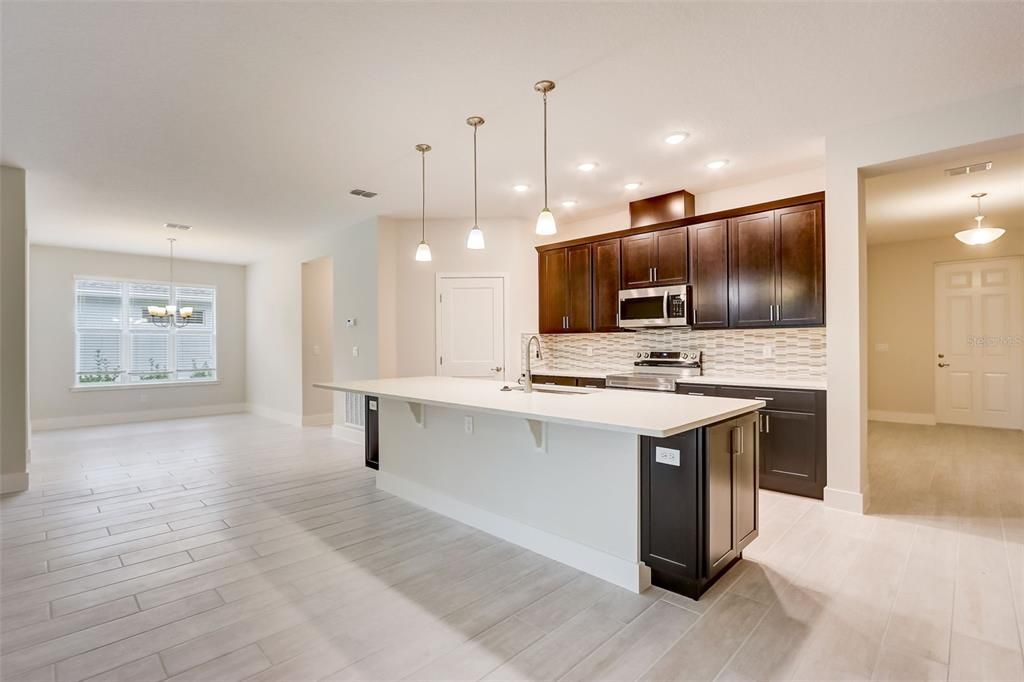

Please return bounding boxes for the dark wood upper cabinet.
[621,227,687,289]
[592,238,621,332]
[621,233,656,288]
[776,203,824,326]
[688,220,729,329]
[538,248,568,333]
[729,202,824,328]
[729,211,777,327]
[536,193,825,332]
[566,244,593,332]
[538,245,592,333]
[654,227,688,285]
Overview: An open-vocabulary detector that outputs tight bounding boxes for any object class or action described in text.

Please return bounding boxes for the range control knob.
[643,352,650,359]
[636,352,642,359]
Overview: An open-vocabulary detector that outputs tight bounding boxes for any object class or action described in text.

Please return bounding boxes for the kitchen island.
[315,376,764,599]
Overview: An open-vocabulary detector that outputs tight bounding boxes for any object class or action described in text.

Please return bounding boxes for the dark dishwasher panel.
[365,395,379,470]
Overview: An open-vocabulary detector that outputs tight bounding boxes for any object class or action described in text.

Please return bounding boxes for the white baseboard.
[302,413,334,427]
[868,410,937,426]
[1,472,30,494]
[823,486,866,514]
[247,404,303,427]
[32,403,248,431]
[331,423,365,444]
[376,470,649,593]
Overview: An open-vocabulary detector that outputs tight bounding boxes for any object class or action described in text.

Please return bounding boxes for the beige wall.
[868,232,1024,419]
[381,217,537,381]
[246,217,384,425]
[29,245,247,429]
[1,166,29,493]
[301,257,334,421]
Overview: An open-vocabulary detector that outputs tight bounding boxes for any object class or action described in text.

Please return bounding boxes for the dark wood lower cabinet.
[529,374,606,389]
[640,411,759,600]
[364,395,379,470]
[707,386,827,499]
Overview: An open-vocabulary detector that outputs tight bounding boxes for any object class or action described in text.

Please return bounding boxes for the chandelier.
[148,237,193,328]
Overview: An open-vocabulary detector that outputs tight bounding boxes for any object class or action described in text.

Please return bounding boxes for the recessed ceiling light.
[163,222,192,231]
[512,184,530,192]
[705,159,729,170]
[561,199,578,208]
[576,162,599,172]
[664,132,689,145]
[623,182,642,191]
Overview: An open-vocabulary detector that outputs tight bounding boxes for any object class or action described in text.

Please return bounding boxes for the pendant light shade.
[536,208,557,236]
[414,144,433,261]
[466,116,486,250]
[954,193,1006,245]
[534,80,557,236]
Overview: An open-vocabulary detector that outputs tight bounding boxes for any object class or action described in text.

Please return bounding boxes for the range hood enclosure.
[629,189,695,228]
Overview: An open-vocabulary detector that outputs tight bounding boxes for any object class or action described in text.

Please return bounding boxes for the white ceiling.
[864,137,1024,244]
[3,2,1023,263]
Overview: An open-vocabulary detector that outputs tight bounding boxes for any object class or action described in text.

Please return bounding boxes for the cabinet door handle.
[769,305,774,322]
[653,267,658,281]
[776,304,781,321]
[753,396,774,401]
[765,413,770,433]
[688,392,705,396]
[731,426,743,455]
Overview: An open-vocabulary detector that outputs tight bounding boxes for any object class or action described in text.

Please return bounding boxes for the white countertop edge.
[527,369,826,391]
[314,382,764,438]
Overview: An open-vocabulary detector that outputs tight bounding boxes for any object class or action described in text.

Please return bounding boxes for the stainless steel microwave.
[618,284,692,328]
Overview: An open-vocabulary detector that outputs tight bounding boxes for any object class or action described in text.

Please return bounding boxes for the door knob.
[491,366,503,372]
[937,362,950,368]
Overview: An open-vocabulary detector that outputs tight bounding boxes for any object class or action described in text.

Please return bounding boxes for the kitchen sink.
[502,385,595,395]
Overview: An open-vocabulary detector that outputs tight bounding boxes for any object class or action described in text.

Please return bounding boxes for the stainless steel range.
[605,350,703,392]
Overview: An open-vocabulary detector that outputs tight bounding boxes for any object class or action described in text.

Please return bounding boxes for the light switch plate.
[761,345,774,359]
[351,346,359,357]
[464,416,474,434]
[875,343,890,352]
[655,447,680,467]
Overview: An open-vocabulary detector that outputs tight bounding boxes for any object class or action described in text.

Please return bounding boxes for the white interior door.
[437,275,506,380]
[935,257,1024,429]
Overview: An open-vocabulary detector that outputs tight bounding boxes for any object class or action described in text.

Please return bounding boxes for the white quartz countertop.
[315,376,763,438]
[529,369,826,391]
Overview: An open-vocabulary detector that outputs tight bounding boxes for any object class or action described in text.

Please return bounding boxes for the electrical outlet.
[464,416,474,434]
[351,346,359,357]
[875,343,890,352]
[585,345,593,357]
[655,447,680,467]
[312,345,321,356]
[761,345,774,359]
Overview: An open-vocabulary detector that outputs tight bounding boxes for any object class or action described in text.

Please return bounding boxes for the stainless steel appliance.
[617,285,692,328]
[606,350,703,392]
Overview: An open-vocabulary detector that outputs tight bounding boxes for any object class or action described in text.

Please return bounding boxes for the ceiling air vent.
[163,222,192,231]
[945,161,992,176]
[350,189,378,198]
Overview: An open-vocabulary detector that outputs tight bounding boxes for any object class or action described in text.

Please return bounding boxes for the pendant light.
[414,144,432,261]
[534,80,557,236]
[955,192,1005,245]
[466,116,486,250]
[147,237,193,328]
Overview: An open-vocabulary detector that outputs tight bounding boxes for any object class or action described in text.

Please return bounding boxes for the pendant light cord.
[473,125,479,226]
[542,91,548,210]
[421,149,426,241]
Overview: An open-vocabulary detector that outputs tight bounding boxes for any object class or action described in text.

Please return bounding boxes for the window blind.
[74,278,217,386]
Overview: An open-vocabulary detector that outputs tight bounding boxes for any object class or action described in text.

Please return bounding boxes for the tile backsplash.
[521,328,826,378]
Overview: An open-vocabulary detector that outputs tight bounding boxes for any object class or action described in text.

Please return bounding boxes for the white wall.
[301,257,334,422]
[824,86,1023,513]
[1,166,30,493]
[29,245,247,429]
[246,217,384,425]
[541,168,825,245]
[382,217,538,380]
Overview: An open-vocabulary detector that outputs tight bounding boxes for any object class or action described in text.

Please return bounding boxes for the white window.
[74,278,217,387]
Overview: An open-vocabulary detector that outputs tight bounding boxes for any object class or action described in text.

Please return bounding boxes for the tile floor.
[1,416,1022,681]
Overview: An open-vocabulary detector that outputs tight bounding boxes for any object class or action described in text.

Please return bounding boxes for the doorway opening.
[301,256,334,425]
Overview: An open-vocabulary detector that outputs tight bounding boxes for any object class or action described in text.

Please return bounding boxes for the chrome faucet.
[524,335,542,393]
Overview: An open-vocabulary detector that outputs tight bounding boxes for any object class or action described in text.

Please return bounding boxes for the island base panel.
[376,398,648,592]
